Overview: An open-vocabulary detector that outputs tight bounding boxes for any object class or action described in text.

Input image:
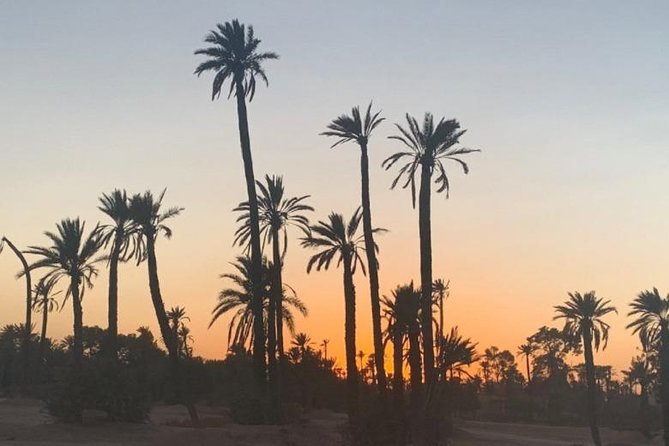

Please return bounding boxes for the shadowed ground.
[0,399,662,445]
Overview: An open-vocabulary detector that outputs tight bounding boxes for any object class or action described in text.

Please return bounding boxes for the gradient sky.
[1,1,668,376]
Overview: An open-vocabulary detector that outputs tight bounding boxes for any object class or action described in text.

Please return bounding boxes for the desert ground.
[0,398,662,446]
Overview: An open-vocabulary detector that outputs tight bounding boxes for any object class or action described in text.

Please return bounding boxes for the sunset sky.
[1,1,668,376]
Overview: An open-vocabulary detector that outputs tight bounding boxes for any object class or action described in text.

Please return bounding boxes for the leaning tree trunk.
[582,330,602,446]
[342,254,359,428]
[267,230,281,420]
[145,236,200,427]
[661,330,669,446]
[359,142,387,394]
[2,238,32,382]
[418,164,434,383]
[234,80,266,389]
[106,230,122,358]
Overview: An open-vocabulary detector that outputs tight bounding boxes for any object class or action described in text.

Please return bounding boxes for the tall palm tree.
[209,256,307,351]
[627,288,669,445]
[233,175,312,381]
[0,236,33,376]
[554,291,617,446]
[383,113,479,383]
[195,20,278,385]
[32,276,60,365]
[25,219,101,369]
[129,190,199,426]
[517,341,538,385]
[97,189,138,356]
[301,209,372,424]
[322,103,388,393]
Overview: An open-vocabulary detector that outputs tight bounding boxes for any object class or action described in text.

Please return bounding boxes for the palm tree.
[301,209,372,424]
[178,325,194,358]
[438,327,478,380]
[517,341,538,385]
[209,256,307,350]
[129,190,199,426]
[321,339,330,362]
[554,291,617,446]
[167,306,190,357]
[31,276,60,364]
[623,355,654,439]
[25,219,101,369]
[322,103,388,393]
[0,236,33,377]
[195,20,278,385]
[432,278,449,364]
[233,175,312,408]
[627,288,669,445]
[383,113,479,383]
[382,283,423,404]
[97,189,138,356]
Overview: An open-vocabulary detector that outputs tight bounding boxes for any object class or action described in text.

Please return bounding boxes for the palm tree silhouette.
[321,339,330,362]
[167,306,190,357]
[432,278,449,365]
[517,341,538,385]
[195,20,278,385]
[627,287,669,445]
[438,327,478,380]
[322,103,388,393]
[178,325,194,358]
[210,256,307,351]
[129,190,199,426]
[0,236,33,378]
[25,219,101,368]
[301,209,372,424]
[97,189,138,356]
[383,113,479,383]
[31,276,60,365]
[623,355,654,439]
[554,291,617,446]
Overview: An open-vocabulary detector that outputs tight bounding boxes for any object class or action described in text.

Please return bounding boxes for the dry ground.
[0,398,663,445]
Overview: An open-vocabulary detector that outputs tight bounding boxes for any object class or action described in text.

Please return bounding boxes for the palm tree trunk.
[145,236,200,427]
[408,322,423,409]
[107,233,122,357]
[39,296,48,365]
[234,80,266,389]
[661,331,669,446]
[70,279,84,365]
[418,164,434,383]
[359,142,387,394]
[2,238,32,382]
[274,234,285,359]
[268,231,281,420]
[582,330,602,446]
[342,254,359,426]
[525,354,531,385]
[393,329,404,406]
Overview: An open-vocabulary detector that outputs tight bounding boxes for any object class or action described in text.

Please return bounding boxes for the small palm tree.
[234,175,312,360]
[301,209,372,423]
[517,341,538,385]
[383,113,479,381]
[97,189,139,356]
[25,219,101,367]
[167,306,190,357]
[627,288,669,445]
[195,20,279,384]
[554,291,617,446]
[322,103,388,392]
[438,327,478,380]
[623,355,655,439]
[178,325,194,358]
[209,256,307,350]
[31,276,61,364]
[432,278,449,361]
[129,190,199,426]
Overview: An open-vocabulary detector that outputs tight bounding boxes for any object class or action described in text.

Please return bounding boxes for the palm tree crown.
[233,175,313,255]
[97,189,139,261]
[627,288,669,350]
[383,113,479,205]
[129,190,183,255]
[321,102,384,148]
[32,277,61,314]
[554,291,617,351]
[194,19,279,101]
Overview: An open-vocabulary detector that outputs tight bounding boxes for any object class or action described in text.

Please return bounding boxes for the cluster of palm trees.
[193,18,479,437]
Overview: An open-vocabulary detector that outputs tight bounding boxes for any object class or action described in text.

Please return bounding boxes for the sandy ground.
[0,398,663,445]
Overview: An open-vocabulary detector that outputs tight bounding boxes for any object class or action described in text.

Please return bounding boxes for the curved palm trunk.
[234,80,266,389]
[106,231,122,357]
[268,230,281,420]
[661,330,669,446]
[582,329,602,446]
[342,254,359,426]
[359,142,387,394]
[418,164,434,383]
[2,238,32,380]
[145,236,200,427]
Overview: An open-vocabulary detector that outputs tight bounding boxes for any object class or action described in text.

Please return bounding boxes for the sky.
[1,1,668,376]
